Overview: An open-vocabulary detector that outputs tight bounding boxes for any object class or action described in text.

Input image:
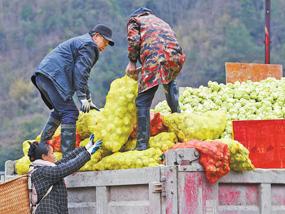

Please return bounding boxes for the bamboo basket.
[0,175,30,214]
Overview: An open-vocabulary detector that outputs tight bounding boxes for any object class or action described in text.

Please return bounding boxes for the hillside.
[0,0,284,169]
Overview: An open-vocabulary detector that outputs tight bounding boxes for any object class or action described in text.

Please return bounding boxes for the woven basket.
[0,175,30,214]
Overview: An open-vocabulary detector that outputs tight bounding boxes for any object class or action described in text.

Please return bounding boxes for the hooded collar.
[31,159,56,167]
[29,159,56,173]
[129,7,152,18]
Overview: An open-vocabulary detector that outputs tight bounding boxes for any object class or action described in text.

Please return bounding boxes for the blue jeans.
[136,85,158,109]
[35,74,79,124]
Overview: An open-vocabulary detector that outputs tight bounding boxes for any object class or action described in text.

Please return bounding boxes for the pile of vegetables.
[93,148,162,171]
[172,140,230,184]
[93,75,138,152]
[155,78,285,138]
[15,76,261,184]
[219,139,254,172]
[163,111,226,141]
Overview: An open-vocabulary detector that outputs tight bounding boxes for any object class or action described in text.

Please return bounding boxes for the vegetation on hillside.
[0,0,284,170]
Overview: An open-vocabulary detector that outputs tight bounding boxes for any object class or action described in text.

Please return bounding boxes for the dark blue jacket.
[32,33,99,103]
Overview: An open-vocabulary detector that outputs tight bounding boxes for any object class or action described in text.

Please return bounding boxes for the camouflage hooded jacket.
[127,8,186,92]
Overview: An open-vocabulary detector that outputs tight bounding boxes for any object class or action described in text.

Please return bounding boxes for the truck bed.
[4,148,285,214]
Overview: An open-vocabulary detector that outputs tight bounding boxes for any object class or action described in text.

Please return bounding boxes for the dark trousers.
[35,75,79,125]
[136,80,180,112]
[135,80,180,150]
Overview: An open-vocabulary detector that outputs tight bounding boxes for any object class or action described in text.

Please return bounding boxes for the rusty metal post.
[265,0,271,64]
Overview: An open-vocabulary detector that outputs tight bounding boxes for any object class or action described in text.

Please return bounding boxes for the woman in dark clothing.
[28,135,102,214]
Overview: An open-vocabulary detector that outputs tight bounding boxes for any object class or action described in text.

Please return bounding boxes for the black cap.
[90,24,114,46]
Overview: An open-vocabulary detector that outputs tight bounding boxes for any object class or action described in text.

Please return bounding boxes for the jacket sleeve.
[74,44,99,100]
[42,149,91,182]
[127,18,141,63]
[55,147,85,165]
[86,87,91,100]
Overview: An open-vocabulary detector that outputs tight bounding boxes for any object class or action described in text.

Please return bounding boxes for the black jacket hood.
[129,7,152,18]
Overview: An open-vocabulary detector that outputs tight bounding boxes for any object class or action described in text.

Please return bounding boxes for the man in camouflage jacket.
[125,7,186,150]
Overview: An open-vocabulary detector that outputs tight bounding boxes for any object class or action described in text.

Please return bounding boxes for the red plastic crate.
[232,119,285,168]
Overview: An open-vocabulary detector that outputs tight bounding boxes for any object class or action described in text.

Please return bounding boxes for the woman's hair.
[28,142,49,161]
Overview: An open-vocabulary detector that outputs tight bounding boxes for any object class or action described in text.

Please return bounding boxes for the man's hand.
[125,61,138,80]
[89,99,100,111]
[80,99,91,113]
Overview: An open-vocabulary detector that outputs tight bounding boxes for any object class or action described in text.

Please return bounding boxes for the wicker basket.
[0,175,30,214]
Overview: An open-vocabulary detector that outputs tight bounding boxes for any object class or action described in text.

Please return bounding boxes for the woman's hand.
[88,140,103,155]
[85,134,103,155]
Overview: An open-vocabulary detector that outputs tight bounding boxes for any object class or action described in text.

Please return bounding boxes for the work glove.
[85,134,103,155]
[80,98,91,113]
[85,134,95,150]
[89,99,100,111]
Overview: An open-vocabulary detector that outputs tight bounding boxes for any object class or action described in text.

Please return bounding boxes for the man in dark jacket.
[125,8,186,151]
[32,24,114,156]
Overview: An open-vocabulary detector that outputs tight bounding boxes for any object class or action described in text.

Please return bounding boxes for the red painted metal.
[179,172,216,213]
[265,0,271,64]
[233,119,285,168]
